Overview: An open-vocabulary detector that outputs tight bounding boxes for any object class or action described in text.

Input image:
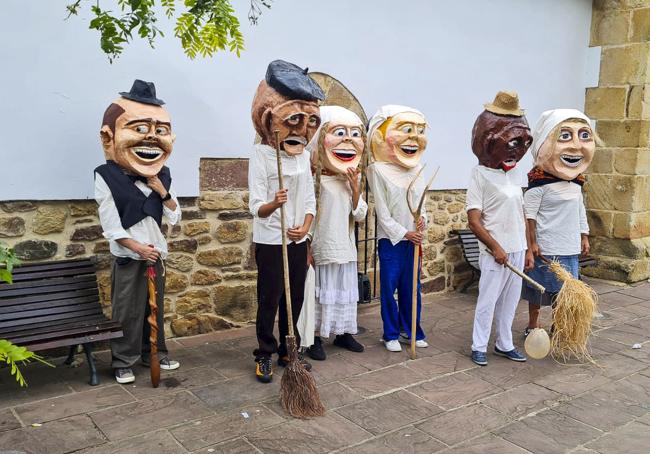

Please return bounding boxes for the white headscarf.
[530,109,593,163]
[306,105,363,161]
[367,105,425,143]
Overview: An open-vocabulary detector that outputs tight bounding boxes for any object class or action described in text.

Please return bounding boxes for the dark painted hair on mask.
[102,103,126,134]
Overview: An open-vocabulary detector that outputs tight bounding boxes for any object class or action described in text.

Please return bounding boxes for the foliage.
[0,242,20,284]
[0,340,54,387]
[66,0,272,62]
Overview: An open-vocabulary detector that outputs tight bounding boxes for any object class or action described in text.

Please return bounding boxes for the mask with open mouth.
[100,97,175,177]
[534,118,595,180]
[369,108,427,169]
[309,106,365,174]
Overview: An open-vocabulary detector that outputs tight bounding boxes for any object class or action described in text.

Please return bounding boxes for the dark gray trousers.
[110,258,167,369]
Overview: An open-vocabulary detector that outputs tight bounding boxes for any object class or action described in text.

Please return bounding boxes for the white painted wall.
[0,0,598,200]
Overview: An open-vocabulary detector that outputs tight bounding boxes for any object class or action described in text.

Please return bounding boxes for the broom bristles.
[548,261,598,363]
[280,335,326,418]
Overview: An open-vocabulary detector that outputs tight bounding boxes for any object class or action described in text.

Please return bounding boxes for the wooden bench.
[0,258,123,385]
[453,229,597,292]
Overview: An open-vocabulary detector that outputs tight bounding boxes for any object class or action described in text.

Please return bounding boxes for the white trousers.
[471,250,525,353]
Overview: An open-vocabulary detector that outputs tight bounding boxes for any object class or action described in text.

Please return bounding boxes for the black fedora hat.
[119,79,165,106]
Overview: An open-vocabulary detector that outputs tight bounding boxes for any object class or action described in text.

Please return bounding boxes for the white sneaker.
[399,335,429,348]
[114,368,135,384]
[384,339,402,352]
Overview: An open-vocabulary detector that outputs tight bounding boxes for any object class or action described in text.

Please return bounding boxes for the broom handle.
[487,249,546,293]
[410,239,419,360]
[274,135,294,337]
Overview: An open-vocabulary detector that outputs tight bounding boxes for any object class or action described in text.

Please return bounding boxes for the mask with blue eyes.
[535,119,595,180]
[315,121,366,174]
[370,111,428,169]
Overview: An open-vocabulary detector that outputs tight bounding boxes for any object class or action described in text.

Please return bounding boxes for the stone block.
[14,240,57,260]
[196,234,212,245]
[181,209,206,220]
[199,191,245,211]
[587,148,614,174]
[32,206,67,234]
[216,221,248,243]
[0,216,25,237]
[596,120,650,147]
[200,158,249,191]
[217,210,253,221]
[93,241,110,253]
[191,269,222,285]
[223,271,257,281]
[0,201,36,212]
[69,202,98,217]
[183,221,211,237]
[432,211,450,226]
[164,271,189,294]
[627,84,650,119]
[65,243,86,257]
[175,289,214,316]
[171,314,232,337]
[169,224,182,238]
[168,238,198,253]
[591,236,648,259]
[166,253,194,272]
[613,211,650,238]
[427,260,445,277]
[422,276,446,293]
[178,197,198,208]
[197,247,243,266]
[585,87,628,119]
[447,202,464,214]
[587,210,614,237]
[585,174,614,210]
[599,43,650,85]
[212,284,256,322]
[582,254,650,283]
[631,7,650,42]
[613,147,650,174]
[71,225,104,241]
[96,271,111,307]
[590,8,630,46]
[422,245,437,261]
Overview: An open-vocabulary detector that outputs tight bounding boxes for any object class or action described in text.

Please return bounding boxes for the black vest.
[94,160,172,230]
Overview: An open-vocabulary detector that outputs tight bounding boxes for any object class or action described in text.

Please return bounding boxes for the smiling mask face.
[536,119,595,180]
[100,98,175,177]
[370,111,427,168]
[319,119,365,174]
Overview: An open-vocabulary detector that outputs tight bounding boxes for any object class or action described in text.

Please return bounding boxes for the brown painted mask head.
[251,60,324,156]
[100,80,174,177]
[368,105,428,169]
[471,91,532,171]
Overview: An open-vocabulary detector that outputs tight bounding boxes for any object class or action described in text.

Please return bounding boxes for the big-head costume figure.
[522,109,595,330]
[303,106,368,360]
[366,105,430,353]
[248,60,323,383]
[94,80,181,385]
[466,91,532,366]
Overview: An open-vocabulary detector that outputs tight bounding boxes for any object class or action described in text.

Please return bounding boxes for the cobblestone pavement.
[1,279,649,453]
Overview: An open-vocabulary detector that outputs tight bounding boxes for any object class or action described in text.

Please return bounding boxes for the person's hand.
[405,230,423,245]
[273,189,288,208]
[581,236,590,255]
[287,224,309,242]
[525,250,535,271]
[491,245,508,265]
[136,243,160,262]
[346,167,361,194]
[416,216,425,232]
[146,176,167,198]
[529,241,541,257]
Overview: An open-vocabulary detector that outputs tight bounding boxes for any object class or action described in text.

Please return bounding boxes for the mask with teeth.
[370,111,427,169]
[535,119,595,180]
[309,106,365,174]
[471,111,532,171]
[100,98,175,177]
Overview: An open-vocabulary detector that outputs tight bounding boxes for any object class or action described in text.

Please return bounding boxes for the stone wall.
[0,158,471,339]
[584,0,650,282]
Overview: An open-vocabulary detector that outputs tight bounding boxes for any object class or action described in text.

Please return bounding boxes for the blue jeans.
[378,239,425,341]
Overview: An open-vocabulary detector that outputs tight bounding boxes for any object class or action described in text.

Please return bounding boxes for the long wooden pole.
[146,261,160,388]
[410,225,420,360]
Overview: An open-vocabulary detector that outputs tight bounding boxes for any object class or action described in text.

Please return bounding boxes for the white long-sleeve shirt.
[367,162,428,245]
[311,175,367,265]
[465,165,527,254]
[248,144,316,245]
[524,181,588,256]
[94,173,181,260]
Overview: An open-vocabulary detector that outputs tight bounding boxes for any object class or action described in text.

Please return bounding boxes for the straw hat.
[484,91,524,116]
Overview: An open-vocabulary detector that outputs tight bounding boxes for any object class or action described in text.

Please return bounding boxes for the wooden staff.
[146,260,160,388]
[487,250,545,293]
[406,166,439,360]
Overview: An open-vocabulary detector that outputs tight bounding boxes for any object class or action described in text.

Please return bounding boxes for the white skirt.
[315,262,359,337]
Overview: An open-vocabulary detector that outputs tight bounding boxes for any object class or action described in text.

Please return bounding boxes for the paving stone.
[583,278,626,295]
[449,434,528,453]
[193,373,280,413]
[586,421,650,453]
[593,308,640,329]
[315,381,364,410]
[90,391,212,440]
[496,410,601,454]
[0,408,20,433]
[0,414,105,454]
[408,372,501,410]
[482,383,561,418]
[599,291,646,308]
[593,353,648,380]
[617,283,650,300]
[533,364,612,396]
[466,356,558,390]
[335,390,443,435]
[15,384,135,424]
[247,412,371,453]
[336,344,411,371]
[638,412,650,426]
[0,366,74,409]
[170,405,282,451]
[340,426,446,453]
[405,351,477,377]
[594,322,648,347]
[125,366,227,399]
[342,364,427,397]
[192,437,259,454]
[311,352,372,384]
[76,429,184,454]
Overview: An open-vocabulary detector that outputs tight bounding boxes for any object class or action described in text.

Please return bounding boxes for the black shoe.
[255,356,273,383]
[333,333,364,353]
[277,353,312,372]
[305,336,327,361]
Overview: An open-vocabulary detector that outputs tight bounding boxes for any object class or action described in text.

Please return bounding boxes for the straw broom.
[274,132,325,418]
[541,256,598,363]
[146,260,161,388]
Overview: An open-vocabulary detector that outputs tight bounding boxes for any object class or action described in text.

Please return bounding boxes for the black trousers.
[254,242,308,358]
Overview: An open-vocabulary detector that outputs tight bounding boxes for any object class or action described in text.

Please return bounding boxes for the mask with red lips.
[309,106,365,174]
[471,111,532,171]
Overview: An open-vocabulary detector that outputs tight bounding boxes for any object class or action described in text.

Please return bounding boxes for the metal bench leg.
[83,343,99,386]
[64,345,77,365]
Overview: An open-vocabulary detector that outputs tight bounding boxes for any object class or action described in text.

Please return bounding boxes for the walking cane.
[273,131,325,418]
[486,250,546,293]
[406,166,439,360]
[146,259,161,388]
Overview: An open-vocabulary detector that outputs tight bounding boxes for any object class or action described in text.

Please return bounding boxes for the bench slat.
[0,288,99,308]
[0,307,104,330]
[22,329,123,352]
[0,279,100,298]
[10,259,94,274]
[0,314,112,338]
[11,266,97,282]
[0,274,97,292]
[0,299,102,321]
[7,321,122,345]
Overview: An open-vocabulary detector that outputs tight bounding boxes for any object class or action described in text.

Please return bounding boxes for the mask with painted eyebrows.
[370,111,427,169]
[536,119,595,180]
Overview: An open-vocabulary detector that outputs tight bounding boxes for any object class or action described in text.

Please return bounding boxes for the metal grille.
[355,183,379,304]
